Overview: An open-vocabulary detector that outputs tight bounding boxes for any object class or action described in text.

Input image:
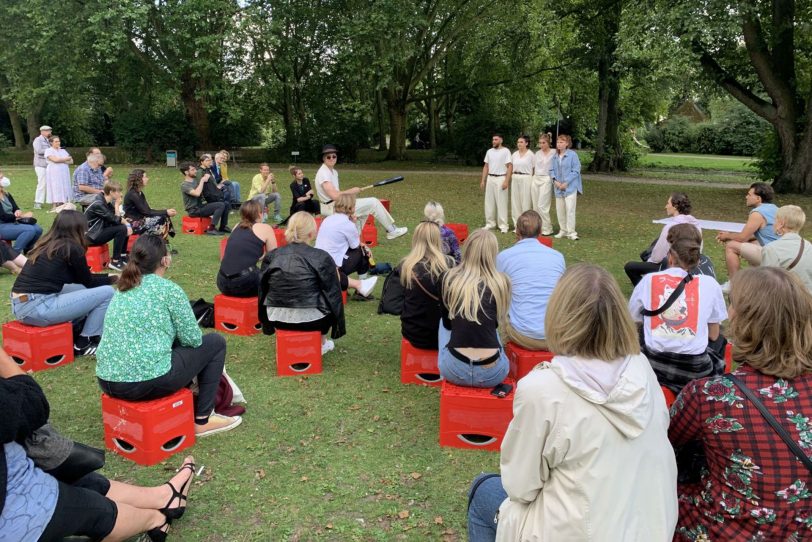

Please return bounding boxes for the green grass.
[637,153,757,172]
[4,162,810,541]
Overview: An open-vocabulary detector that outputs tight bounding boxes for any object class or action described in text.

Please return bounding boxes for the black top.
[400,262,443,350]
[290,178,313,201]
[123,189,168,220]
[198,168,224,203]
[85,193,122,243]
[439,279,500,349]
[12,242,113,294]
[219,226,265,276]
[0,193,20,223]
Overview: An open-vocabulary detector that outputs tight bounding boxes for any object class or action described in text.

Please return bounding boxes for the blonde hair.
[285,212,317,244]
[423,201,446,226]
[441,229,510,325]
[729,267,812,379]
[545,264,639,360]
[777,205,806,233]
[539,132,552,145]
[334,193,356,215]
[400,222,450,288]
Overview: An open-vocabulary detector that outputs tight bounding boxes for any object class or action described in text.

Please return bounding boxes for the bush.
[450,112,522,165]
[111,109,197,163]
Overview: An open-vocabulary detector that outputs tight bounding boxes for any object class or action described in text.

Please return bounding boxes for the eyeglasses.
[325,154,337,159]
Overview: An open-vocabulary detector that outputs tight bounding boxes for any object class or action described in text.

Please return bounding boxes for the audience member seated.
[10,211,115,356]
[0,346,196,542]
[716,182,779,292]
[248,163,283,223]
[197,153,235,215]
[625,192,701,286]
[259,212,345,355]
[761,204,812,293]
[423,200,461,264]
[96,234,241,437]
[85,180,131,271]
[467,264,677,542]
[289,165,320,216]
[0,172,42,254]
[0,241,26,274]
[400,221,453,350]
[496,210,564,350]
[314,194,377,299]
[123,168,177,240]
[437,229,510,388]
[670,266,812,541]
[629,224,727,393]
[179,161,229,236]
[213,150,241,208]
[72,150,107,208]
[217,200,277,298]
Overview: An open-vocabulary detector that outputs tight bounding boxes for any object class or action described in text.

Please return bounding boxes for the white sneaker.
[568,234,579,241]
[386,226,408,240]
[554,231,567,239]
[720,281,731,294]
[321,339,335,355]
[358,276,378,297]
[33,203,42,210]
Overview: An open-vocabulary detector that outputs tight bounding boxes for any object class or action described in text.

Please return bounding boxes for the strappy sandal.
[159,459,196,521]
[147,519,170,542]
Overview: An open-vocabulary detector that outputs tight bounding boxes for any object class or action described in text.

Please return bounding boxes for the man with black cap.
[32,125,52,209]
[314,144,407,240]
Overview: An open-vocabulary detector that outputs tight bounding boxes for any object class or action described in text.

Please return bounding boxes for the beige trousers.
[503,321,549,351]
[320,197,394,232]
[510,174,533,228]
[484,175,509,232]
[555,192,578,237]
[531,175,554,235]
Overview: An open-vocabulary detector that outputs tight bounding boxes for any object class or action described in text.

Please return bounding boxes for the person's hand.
[103,167,113,179]
[716,232,728,243]
[305,189,314,197]
[67,157,74,164]
[14,210,21,218]
[480,180,485,191]
[348,187,361,195]
[350,213,358,223]
[501,180,508,190]
[201,173,210,182]
[167,208,177,217]
[21,211,33,218]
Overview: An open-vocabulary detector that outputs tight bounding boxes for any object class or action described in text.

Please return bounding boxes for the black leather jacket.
[85,193,122,243]
[258,243,346,339]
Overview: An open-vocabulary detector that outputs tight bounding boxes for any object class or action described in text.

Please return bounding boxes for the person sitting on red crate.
[259,212,345,355]
[179,162,229,236]
[216,200,277,298]
[85,180,132,271]
[288,165,320,216]
[423,201,461,264]
[123,168,177,242]
[10,210,115,357]
[96,234,242,438]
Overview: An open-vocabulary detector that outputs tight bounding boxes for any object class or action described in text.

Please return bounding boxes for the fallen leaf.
[255,468,266,480]
[434,516,444,524]
[410,472,422,480]
[398,510,410,519]
[300,476,309,482]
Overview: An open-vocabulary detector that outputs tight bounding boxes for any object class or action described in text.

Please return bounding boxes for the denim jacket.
[549,150,582,197]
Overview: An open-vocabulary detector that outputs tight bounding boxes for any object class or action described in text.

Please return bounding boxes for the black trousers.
[98,333,226,419]
[191,202,228,231]
[624,260,662,287]
[90,225,129,260]
[39,472,116,542]
[273,314,334,335]
[216,268,261,298]
[338,246,369,290]
[290,199,320,215]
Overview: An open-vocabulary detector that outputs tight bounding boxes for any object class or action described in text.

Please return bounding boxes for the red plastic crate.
[126,234,139,253]
[662,386,677,408]
[724,342,733,373]
[342,290,347,305]
[219,237,228,260]
[273,227,287,248]
[400,338,441,386]
[181,216,212,235]
[102,388,195,466]
[365,214,375,226]
[86,245,110,272]
[537,236,553,248]
[2,321,74,372]
[439,378,515,451]
[362,224,378,247]
[505,342,554,381]
[315,216,323,230]
[214,295,262,336]
[380,198,391,212]
[446,223,469,244]
[275,329,322,376]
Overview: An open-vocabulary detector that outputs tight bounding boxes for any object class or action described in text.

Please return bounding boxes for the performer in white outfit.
[510,135,534,230]
[31,125,52,209]
[532,132,556,236]
[480,134,512,234]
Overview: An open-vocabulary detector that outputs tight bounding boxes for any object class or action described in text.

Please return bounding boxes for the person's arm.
[706,283,728,342]
[480,162,489,191]
[0,359,50,444]
[668,379,704,446]
[319,180,359,201]
[184,175,208,197]
[0,197,17,223]
[716,212,764,243]
[343,217,361,250]
[648,225,672,263]
[627,281,646,323]
[560,152,581,188]
[257,223,278,253]
[167,282,203,348]
[67,244,113,287]
[126,190,166,217]
[760,243,781,267]
[502,162,512,190]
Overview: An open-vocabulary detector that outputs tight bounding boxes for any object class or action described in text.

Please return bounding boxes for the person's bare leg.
[102,504,165,542]
[347,277,362,291]
[724,241,742,278]
[106,456,195,510]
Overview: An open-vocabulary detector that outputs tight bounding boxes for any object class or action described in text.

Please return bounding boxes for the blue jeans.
[0,222,43,253]
[468,474,507,542]
[224,181,241,206]
[252,193,281,215]
[11,284,115,338]
[437,324,509,387]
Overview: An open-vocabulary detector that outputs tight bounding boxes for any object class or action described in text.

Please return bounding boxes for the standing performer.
[550,134,582,240]
[480,134,512,234]
[314,144,407,240]
[532,132,556,235]
[510,135,534,231]
[32,125,52,209]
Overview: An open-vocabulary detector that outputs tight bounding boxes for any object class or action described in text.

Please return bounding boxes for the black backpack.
[377,266,404,315]
[190,298,215,328]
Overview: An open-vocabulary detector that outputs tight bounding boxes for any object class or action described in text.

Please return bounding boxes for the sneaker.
[720,281,731,294]
[321,339,335,355]
[195,413,243,437]
[357,276,378,297]
[74,339,100,357]
[352,291,375,301]
[33,203,42,210]
[108,260,125,272]
[568,234,579,241]
[219,226,232,233]
[205,228,223,236]
[499,229,509,234]
[273,214,283,223]
[386,226,408,240]
[554,231,567,239]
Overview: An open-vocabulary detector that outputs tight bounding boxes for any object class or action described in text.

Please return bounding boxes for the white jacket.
[495,353,678,542]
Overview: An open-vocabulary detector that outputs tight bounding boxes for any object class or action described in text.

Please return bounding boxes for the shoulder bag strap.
[414,276,439,301]
[787,238,806,271]
[640,274,693,317]
[728,374,812,474]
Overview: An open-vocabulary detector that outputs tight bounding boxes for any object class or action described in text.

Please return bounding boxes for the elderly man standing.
[73,151,107,207]
[32,125,52,209]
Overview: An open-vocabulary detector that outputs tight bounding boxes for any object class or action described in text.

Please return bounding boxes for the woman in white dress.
[510,135,534,231]
[532,132,556,235]
[44,135,73,210]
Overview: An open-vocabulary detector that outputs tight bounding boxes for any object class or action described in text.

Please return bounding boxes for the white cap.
[39,125,52,131]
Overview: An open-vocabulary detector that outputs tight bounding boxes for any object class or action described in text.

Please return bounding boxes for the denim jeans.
[224,181,241,206]
[0,222,44,253]
[11,284,115,337]
[467,474,507,542]
[437,323,509,388]
[252,193,281,215]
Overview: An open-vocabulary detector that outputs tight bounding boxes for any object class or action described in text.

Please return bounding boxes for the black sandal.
[159,460,196,520]
[147,519,170,542]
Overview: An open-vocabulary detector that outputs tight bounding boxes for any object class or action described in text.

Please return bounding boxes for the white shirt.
[628,268,727,356]
[314,164,339,203]
[511,150,535,175]
[314,213,360,266]
[484,147,512,176]
[534,149,555,177]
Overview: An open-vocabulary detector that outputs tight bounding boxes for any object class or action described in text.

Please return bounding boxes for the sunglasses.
[325,154,337,159]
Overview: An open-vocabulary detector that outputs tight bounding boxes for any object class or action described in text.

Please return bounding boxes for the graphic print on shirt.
[649,273,698,340]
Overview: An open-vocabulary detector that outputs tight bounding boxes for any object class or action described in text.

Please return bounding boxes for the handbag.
[45,442,106,484]
[16,216,37,225]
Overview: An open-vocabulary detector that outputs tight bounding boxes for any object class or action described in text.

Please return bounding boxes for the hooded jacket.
[496,353,678,541]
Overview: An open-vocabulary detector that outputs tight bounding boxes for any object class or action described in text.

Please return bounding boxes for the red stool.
[214,295,261,336]
[342,290,347,305]
[86,245,111,272]
[439,378,515,451]
[505,342,554,380]
[400,338,442,386]
[181,216,212,235]
[446,223,469,244]
[2,321,74,372]
[315,216,323,230]
[365,215,375,226]
[219,237,228,260]
[276,330,322,376]
[380,198,391,212]
[101,388,196,466]
[126,234,140,253]
[362,224,378,247]
[661,386,677,408]
[273,227,287,248]
[537,236,553,248]
[724,342,733,373]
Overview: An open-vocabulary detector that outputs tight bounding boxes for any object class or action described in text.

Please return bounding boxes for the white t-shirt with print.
[314,213,360,266]
[314,164,339,204]
[511,150,535,175]
[484,147,512,176]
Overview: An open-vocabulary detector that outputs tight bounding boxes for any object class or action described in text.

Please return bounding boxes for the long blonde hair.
[400,221,450,288]
[441,229,510,325]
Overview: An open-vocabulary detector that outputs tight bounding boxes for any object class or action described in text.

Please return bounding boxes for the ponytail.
[117,260,143,292]
[116,234,167,292]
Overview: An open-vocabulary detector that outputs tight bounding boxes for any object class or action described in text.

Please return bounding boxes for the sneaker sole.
[196,416,243,437]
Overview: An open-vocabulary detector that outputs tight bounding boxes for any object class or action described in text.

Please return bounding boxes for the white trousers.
[510,174,533,228]
[555,192,578,237]
[484,175,509,232]
[321,197,395,232]
[34,166,46,204]
[531,175,554,234]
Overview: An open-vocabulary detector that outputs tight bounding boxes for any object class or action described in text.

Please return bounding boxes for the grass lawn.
[2,161,809,541]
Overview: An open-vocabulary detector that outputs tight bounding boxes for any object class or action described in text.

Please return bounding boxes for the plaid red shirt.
[669,364,812,541]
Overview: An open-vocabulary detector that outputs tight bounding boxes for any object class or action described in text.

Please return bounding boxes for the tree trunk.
[428,96,437,149]
[180,73,212,148]
[589,10,622,172]
[773,118,812,193]
[6,106,26,149]
[375,89,388,151]
[385,89,407,160]
[282,85,295,148]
